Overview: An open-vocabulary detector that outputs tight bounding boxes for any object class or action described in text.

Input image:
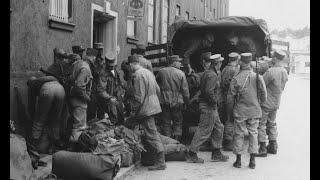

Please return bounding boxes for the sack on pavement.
[10,133,33,180]
[141,134,187,166]
[52,151,121,180]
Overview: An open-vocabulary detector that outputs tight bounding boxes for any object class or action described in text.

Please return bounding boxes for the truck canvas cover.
[167,16,271,70]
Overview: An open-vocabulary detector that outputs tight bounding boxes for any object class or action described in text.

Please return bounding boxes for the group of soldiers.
[26,37,288,171]
[182,49,288,169]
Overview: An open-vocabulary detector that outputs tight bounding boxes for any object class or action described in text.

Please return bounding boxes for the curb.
[114,160,141,180]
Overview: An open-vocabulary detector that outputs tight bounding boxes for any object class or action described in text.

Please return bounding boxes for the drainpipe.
[204,0,206,19]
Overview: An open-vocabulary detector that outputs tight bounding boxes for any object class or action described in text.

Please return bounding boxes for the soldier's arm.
[97,74,112,101]
[27,86,36,120]
[205,73,218,104]
[183,39,201,65]
[148,62,153,73]
[131,74,145,115]
[181,73,190,104]
[262,70,273,87]
[74,67,93,98]
[258,74,268,103]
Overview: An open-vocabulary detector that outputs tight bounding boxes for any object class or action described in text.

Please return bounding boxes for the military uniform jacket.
[137,55,153,72]
[70,60,93,98]
[84,56,106,97]
[156,66,190,107]
[97,67,123,101]
[221,64,240,102]
[227,66,267,118]
[261,65,288,110]
[198,66,220,109]
[132,67,162,119]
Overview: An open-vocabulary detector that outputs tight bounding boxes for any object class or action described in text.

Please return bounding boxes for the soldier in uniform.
[94,43,105,65]
[126,55,166,171]
[68,54,93,143]
[178,32,215,75]
[227,53,267,169]
[156,55,190,141]
[201,52,212,71]
[220,52,240,151]
[27,76,66,154]
[72,45,86,59]
[186,54,229,163]
[133,43,153,72]
[97,51,125,125]
[256,50,288,157]
[84,48,106,121]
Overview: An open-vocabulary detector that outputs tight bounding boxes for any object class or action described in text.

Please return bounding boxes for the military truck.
[142,16,277,139]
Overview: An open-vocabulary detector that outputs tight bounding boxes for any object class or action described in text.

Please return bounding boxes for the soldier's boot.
[211,148,229,162]
[186,150,204,163]
[249,154,256,169]
[223,139,233,151]
[256,142,268,157]
[267,140,278,154]
[233,154,241,168]
[148,151,167,171]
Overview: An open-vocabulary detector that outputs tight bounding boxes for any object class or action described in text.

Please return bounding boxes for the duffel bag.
[10,133,33,180]
[52,151,120,180]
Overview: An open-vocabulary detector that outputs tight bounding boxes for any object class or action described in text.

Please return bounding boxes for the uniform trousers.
[161,104,183,137]
[258,108,278,142]
[32,81,66,141]
[189,102,224,153]
[233,117,259,154]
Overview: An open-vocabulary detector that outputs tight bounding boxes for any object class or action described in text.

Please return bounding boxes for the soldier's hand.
[109,97,119,105]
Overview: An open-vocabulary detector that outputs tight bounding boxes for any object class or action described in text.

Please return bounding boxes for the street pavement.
[123,73,310,180]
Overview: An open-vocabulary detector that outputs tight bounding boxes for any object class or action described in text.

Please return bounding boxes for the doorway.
[91,3,118,61]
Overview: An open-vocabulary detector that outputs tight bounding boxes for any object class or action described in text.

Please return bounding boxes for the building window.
[213,8,215,18]
[127,16,136,38]
[49,0,72,23]
[194,17,196,20]
[161,0,169,43]
[176,4,181,16]
[148,0,155,43]
[185,11,190,20]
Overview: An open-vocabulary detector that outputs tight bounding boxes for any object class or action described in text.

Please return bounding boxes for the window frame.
[148,0,155,43]
[176,4,181,17]
[48,0,75,31]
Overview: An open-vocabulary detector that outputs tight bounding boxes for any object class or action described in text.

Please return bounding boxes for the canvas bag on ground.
[52,151,120,180]
[10,133,33,180]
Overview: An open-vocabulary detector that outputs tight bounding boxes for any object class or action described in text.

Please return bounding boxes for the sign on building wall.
[128,0,146,20]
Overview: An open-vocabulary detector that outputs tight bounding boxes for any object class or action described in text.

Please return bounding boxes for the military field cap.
[68,53,81,61]
[273,49,286,60]
[240,53,252,63]
[201,52,212,62]
[128,55,140,63]
[136,44,146,51]
[210,54,223,64]
[53,48,67,57]
[86,48,98,57]
[228,52,239,61]
[72,45,85,53]
[168,55,182,63]
[261,56,272,62]
[94,43,104,49]
[105,51,116,66]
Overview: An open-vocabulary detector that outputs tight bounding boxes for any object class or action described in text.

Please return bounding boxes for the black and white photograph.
[10,0,310,179]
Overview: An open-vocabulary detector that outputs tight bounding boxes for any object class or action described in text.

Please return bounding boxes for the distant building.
[10,0,229,120]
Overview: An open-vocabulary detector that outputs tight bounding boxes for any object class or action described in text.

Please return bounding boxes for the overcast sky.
[229,0,310,31]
